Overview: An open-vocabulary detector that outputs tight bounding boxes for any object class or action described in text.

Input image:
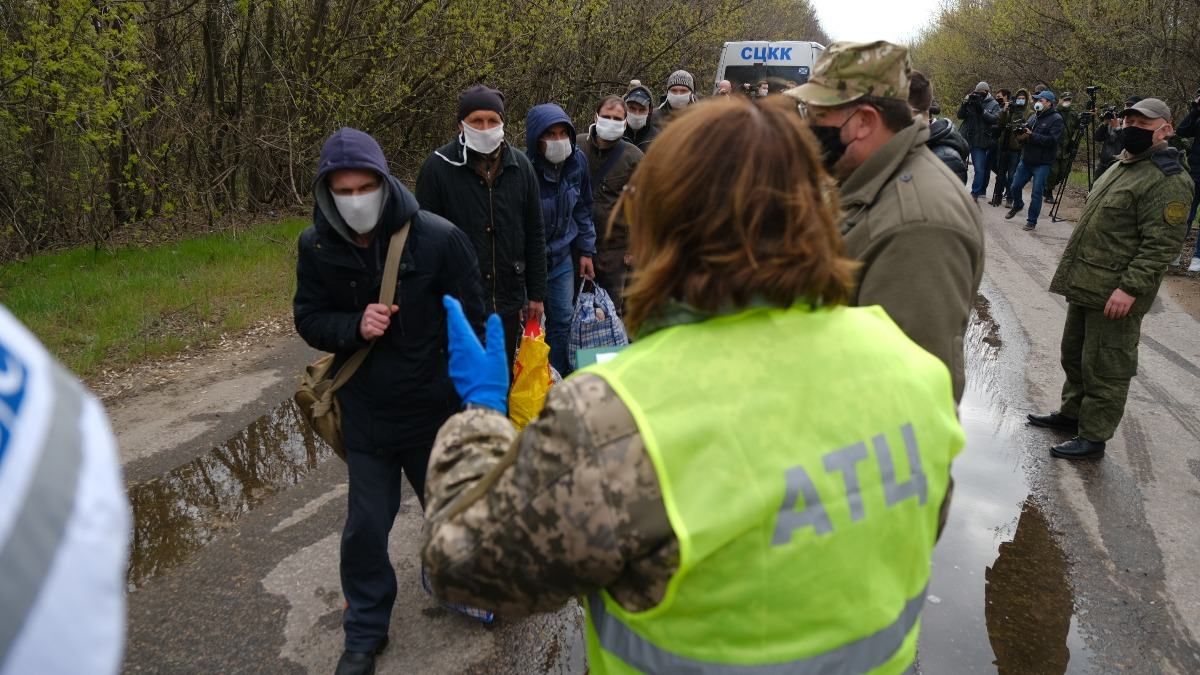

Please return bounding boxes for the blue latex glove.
[443,295,509,414]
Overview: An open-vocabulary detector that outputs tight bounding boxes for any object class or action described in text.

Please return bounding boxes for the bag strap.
[327,220,412,393]
[593,142,628,186]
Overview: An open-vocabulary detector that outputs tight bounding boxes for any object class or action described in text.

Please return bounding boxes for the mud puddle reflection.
[127,400,333,589]
[918,297,1092,673]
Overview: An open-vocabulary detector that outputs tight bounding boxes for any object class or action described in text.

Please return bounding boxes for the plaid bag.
[568,280,629,371]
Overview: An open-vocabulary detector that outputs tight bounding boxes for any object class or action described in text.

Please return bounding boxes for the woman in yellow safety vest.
[424,97,965,675]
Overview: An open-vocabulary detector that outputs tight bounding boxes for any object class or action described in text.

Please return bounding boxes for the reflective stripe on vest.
[588,584,927,674]
[0,365,84,662]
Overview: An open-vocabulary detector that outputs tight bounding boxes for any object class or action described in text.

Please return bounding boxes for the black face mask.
[810,111,857,171]
[1121,124,1159,155]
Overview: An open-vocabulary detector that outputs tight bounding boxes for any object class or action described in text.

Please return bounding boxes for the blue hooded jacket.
[524,104,597,269]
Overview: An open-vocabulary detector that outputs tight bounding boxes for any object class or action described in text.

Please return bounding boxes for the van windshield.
[724,65,811,94]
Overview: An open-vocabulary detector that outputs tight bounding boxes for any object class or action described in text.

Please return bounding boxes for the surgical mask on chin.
[667,93,691,109]
[462,122,505,154]
[595,117,626,142]
[1121,123,1163,155]
[627,113,648,130]
[543,138,573,164]
[1034,102,1045,112]
[333,188,383,235]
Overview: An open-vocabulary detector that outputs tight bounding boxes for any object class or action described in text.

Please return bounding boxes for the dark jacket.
[295,129,486,454]
[1094,122,1124,175]
[927,118,969,184]
[416,137,547,315]
[623,84,661,152]
[577,130,643,252]
[956,93,1001,149]
[1175,106,1200,179]
[1020,108,1065,166]
[995,89,1029,153]
[524,104,597,270]
[1049,144,1194,316]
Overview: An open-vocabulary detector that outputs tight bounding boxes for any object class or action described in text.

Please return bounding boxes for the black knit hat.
[458,85,506,121]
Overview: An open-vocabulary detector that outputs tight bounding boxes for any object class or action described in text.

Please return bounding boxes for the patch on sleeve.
[1165,201,1189,225]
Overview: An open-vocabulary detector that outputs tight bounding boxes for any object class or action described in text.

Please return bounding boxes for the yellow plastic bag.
[509,318,552,430]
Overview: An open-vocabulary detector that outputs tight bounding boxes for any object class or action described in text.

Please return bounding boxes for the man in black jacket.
[1175,87,1200,271]
[294,127,486,675]
[957,81,1001,202]
[416,85,547,362]
[910,71,969,183]
[1005,90,1065,231]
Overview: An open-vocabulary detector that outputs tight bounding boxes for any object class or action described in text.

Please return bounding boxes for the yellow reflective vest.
[583,304,964,674]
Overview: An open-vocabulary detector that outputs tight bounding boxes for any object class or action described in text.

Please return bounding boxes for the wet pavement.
[919,290,1092,673]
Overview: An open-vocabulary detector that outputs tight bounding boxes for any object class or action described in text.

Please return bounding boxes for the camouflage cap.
[784,41,911,108]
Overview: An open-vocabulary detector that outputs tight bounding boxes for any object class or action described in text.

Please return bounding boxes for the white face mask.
[543,138,573,164]
[1015,98,1026,106]
[462,122,505,155]
[667,92,691,109]
[595,117,626,142]
[333,188,383,235]
[627,113,648,130]
[1034,102,1046,112]
[759,87,770,97]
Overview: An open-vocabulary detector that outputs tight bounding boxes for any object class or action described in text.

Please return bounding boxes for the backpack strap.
[328,220,412,393]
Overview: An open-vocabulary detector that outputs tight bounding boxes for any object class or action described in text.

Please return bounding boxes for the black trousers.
[341,442,434,652]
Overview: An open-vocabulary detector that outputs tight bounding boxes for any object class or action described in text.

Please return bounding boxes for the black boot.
[1005,205,1022,220]
[1027,411,1078,433]
[1050,437,1106,460]
[334,638,388,675]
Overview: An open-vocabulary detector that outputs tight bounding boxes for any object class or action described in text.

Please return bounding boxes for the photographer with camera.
[1004,90,1065,231]
[1095,95,1141,176]
[957,81,1002,202]
[989,88,1029,207]
[1175,87,1200,271]
[1046,92,1081,204]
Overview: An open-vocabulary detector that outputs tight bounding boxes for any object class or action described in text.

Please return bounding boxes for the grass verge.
[1067,169,1090,189]
[0,218,308,381]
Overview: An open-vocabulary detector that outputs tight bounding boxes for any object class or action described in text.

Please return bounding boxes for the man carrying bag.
[293,127,485,675]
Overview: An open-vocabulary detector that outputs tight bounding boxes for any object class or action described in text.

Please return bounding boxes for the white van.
[715,41,825,94]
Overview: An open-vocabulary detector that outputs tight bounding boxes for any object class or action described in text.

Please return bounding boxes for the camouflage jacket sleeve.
[421,373,677,616]
[1118,177,1193,297]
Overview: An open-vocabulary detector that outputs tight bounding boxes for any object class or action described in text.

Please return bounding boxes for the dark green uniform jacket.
[1049,144,1194,316]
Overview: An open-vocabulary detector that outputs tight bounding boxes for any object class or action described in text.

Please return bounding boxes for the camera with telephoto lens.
[1086,85,1102,97]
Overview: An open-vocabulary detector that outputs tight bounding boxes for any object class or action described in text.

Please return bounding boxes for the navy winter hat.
[314,128,389,187]
[458,85,506,121]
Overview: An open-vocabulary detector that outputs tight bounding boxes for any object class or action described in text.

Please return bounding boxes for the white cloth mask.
[667,93,691,109]
[462,122,505,155]
[595,117,626,142]
[543,138,573,164]
[627,113,649,130]
[333,188,383,235]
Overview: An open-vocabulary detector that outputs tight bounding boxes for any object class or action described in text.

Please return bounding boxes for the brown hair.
[614,97,856,334]
[908,71,933,114]
[596,95,626,114]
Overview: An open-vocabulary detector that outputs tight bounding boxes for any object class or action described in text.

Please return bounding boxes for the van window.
[724,65,811,93]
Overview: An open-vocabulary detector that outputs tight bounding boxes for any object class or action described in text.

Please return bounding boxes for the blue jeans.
[544,255,575,377]
[1009,160,1052,225]
[970,147,993,197]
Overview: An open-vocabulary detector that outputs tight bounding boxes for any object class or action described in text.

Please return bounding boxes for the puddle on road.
[919,296,1092,673]
[127,400,333,589]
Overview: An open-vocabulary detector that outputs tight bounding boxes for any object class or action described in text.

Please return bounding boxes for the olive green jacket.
[1049,143,1194,315]
[839,121,985,402]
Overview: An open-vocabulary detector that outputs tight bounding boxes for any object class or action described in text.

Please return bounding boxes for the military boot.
[1027,411,1078,433]
[1051,437,1106,460]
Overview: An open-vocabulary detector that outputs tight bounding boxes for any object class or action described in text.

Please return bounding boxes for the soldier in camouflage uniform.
[421,96,962,674]
[1045,92,1081,204]
[784,41,984,402]
[1030,98,1194,459]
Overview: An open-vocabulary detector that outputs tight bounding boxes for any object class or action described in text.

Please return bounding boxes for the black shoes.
[1027,411,1079,432]
[988,196,1002,207]
[1023,222,1037,231]
[1044,194,1056,204]
[1051,437,1106,460]
[335,638,388,675]
[1005,206,1022,220]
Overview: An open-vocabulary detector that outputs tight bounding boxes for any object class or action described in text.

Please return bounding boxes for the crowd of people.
[3,35,1196,675]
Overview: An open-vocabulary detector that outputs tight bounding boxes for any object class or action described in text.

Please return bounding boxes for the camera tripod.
[1049,104,1099,223]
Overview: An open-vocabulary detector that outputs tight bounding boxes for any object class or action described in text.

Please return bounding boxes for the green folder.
[575,345,627,368]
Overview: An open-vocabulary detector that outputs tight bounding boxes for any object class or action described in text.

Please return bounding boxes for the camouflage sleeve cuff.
[424,408,517,517]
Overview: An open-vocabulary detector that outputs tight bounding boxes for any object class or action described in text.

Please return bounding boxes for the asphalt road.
[113,176,1200,674]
